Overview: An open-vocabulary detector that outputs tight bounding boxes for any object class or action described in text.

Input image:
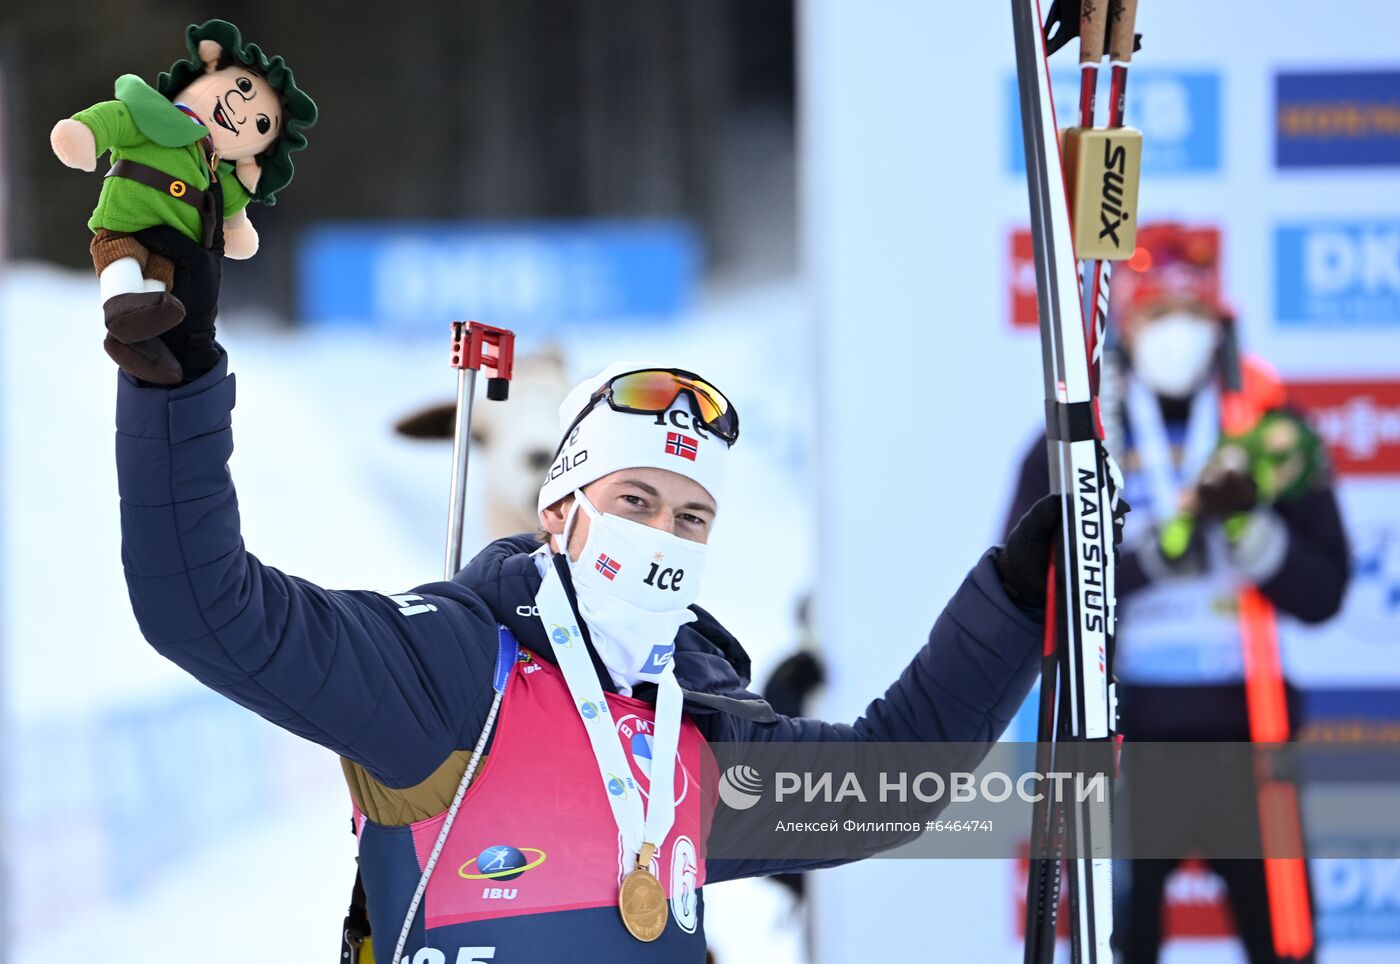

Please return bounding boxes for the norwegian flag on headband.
[595,553,621,580]
[665,432,699,462]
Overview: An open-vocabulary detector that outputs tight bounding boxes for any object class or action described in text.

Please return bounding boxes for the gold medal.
[618,842,668,942]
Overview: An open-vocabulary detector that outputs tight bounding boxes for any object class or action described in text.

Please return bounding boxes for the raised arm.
[113,231,500,789]
[71,100,143,156]
[706,541,1050,883]
[52,100,140,173]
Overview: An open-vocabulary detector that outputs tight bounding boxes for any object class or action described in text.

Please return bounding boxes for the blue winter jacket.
[115,354,1044,890]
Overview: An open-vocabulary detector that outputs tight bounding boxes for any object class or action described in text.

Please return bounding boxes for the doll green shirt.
[74,74,250,241]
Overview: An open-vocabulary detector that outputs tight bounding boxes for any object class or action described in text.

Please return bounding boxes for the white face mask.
[559,490,706,690]
[1131,312,1220,400]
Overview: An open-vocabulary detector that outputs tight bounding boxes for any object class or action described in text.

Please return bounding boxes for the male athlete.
[115,228,1079,961]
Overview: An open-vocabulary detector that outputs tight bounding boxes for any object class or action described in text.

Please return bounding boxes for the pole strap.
[1045,400,1100,443]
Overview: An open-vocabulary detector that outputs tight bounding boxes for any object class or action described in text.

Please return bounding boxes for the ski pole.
[1106,0,1140,128]
[1076,0,1110,129]
[444,321,516,580]
[1078,0,1140,403]
[1023,556,1066,964]
[1012,0,1132,959]
[1023,7,1115,958]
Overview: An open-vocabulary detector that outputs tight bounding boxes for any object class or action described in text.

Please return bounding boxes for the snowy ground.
[0,263,810,963]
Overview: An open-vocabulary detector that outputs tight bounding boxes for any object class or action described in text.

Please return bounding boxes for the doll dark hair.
[156,19,316,205]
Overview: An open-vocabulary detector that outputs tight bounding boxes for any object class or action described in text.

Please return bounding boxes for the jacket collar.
[114,74,214,149]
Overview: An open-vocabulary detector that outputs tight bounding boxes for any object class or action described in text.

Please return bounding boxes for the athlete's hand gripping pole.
[444,321,516,579]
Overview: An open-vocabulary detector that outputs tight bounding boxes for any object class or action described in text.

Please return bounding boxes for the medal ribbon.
[1125,377,1220,524]
[536,558,684,868]
[173,102,216,157]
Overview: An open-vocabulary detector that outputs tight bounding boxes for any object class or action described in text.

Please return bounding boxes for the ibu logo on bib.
[459,845,547,883]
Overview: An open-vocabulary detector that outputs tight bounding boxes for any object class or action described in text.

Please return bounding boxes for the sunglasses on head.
[554,368,740,458]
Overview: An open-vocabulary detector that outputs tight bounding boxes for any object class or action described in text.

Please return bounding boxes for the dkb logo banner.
[1275,222,1400,326]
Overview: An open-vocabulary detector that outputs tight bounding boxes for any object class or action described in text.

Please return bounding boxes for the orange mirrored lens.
[611,370,729,423]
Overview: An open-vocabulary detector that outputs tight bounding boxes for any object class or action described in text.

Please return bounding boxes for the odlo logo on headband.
[546,447,588,484]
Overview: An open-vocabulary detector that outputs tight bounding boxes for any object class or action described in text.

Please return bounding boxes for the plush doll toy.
[50,19,315,383]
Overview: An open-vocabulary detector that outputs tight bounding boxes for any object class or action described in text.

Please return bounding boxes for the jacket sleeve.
[73,100,142,155]
[705,551,1043,883]
[116,355,500,788]
[1254,484,1350,624]
[219,165,252,218]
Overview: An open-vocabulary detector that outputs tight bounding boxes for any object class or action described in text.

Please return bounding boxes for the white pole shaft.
[444,368,478,580]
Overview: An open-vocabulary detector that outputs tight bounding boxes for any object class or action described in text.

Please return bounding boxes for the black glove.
[995,495,1062,610]
[1195,469,1258,518]
[995,492,1129,610]
[1193,443,1258,519]
[129,224,223,384]
[761,650,826,719]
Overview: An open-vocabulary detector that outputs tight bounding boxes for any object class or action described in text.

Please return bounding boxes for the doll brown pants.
[90,230,175,289]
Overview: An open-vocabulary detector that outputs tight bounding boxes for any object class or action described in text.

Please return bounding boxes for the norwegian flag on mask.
[665,432,699,461]
[595,553,621,580]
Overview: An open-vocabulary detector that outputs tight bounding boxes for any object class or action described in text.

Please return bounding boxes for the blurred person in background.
[1003,223,1350,964]
[109,227,1091,962]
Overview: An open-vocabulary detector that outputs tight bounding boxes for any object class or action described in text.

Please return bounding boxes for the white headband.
[537,362,730,515]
